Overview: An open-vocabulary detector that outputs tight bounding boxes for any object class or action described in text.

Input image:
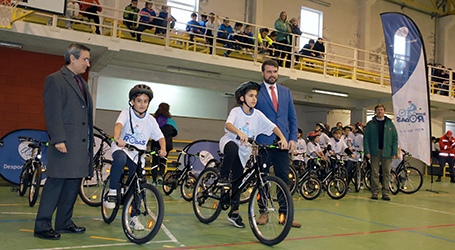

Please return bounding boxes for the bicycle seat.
[28,143,40,149]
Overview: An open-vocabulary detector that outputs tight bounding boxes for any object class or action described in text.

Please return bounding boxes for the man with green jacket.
[364,104,398,201]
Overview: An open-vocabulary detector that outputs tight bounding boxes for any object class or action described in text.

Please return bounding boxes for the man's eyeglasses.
[82,58,90,63]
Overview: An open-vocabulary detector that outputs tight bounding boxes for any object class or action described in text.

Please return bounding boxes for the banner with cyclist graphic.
[0,129,49,184]
[381,12,431,165]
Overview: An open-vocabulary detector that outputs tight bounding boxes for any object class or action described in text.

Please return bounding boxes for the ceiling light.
[0,41,23,49]
[167,66,220,78]
[312,89,348,97]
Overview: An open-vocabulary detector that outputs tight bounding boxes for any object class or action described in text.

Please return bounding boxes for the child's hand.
[159,149,167,158]
[350,154,355,158]
[278,139,288,150]
[237,132,248,145]
[329,150,334,155]
[115,138,126,147]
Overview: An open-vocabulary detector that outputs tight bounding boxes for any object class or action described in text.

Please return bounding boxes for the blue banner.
[0,129,49,184]
[381,12,431,165]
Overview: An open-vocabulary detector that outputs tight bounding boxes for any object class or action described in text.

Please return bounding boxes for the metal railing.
[11,0,454,98]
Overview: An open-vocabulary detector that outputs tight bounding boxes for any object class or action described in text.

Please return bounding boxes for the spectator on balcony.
[217,18,234,44]
[204,12,220,53]
[438,68,450,96]
[268,31,279,57]
[80,0,102,35]
[313,37,325,58]
[135,2,156,42]
[242,24,254,51]
[257,28,272,54]
[200,14,208,35]
[186,12,201,41]
[48,0,80,30]
[155,5,176,36]
[224,22,243,57]
[274,11,291,67]
[289,17,302,48]
[300,39,315,58]
[123,0,140,37]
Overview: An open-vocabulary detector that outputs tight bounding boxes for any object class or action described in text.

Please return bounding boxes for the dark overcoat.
[43,66,94,178]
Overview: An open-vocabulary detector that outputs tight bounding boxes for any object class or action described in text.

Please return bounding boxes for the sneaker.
[224,52,229,57]
[227,213,245,228]
[152,181,157,186]
[129,216,145,231]
[370,193,378,200]
[382,194,391,201]
[256,212,269,225]
[104,194,117,209]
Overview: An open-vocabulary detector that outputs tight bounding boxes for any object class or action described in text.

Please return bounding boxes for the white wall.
[327,109,351,128]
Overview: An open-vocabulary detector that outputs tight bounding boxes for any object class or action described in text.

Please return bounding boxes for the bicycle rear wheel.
[19,160,32,196]
[192,168,222,224]
[389,171,399,195]
[353,164,361,192]
[398,166,423,194]
[180,172,197,201]
[162,171,176,196]
[364,168,371,190]
[122,183,164,244]
[327,177,347,199]
[29,162,42,207]
[288,165,298,195]
[101,176,119,224]
[249,175,293,246]
[80,160,112,207]
[299,177,321,200]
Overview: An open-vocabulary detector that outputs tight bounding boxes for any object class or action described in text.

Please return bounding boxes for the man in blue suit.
[255,59,300,228]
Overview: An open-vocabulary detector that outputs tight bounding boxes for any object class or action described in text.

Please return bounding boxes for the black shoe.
[371,193,378,200]
[95,29,100,35]
[57,224,86,234]
[451,177,455,183]
[34,229,61,240]
[435,177,441,182]
[130,32,136,38]
[227,212,245,228]
[382,194,391,201]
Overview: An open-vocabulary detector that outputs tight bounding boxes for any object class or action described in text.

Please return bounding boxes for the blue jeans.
[109,150,137,190]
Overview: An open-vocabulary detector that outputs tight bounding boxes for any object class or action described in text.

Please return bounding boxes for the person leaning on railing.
[123,0,140,37]
[155,5,176,36]
[80,0,102,35]
[135,1,156,42]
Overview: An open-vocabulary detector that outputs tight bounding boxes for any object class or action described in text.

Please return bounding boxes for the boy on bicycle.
[306,131,326,167]
[105,84,166,230]
[292,128,307,170]
[327,128,355,185]
[218,81,287,228]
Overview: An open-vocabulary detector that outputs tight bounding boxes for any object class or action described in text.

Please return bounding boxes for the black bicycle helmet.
[234,81,261,105]
[343,125,353,131]
[355,122,364,133]
[316,122,325,132]
[298,128,303,134]
[129,84,154,102]
[331,127,342,135]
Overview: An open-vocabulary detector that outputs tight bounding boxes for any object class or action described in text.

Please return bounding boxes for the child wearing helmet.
[352,122,364,162]
[292,128,307,168]
[219,81,287,228]
[327,128,355,185]
[306,131,326,160]
[104,84,167,227]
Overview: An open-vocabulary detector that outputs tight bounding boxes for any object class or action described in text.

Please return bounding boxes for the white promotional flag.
[381,13,431,165]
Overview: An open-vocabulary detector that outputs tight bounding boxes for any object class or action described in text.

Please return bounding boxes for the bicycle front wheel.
[122,183,164,244]
[80,160,112,207]
[327,177,347,199]
[29,162,42,207]
[162,171,176,196]
[389,171,399,195]
[364,168,371,190]
[288,165,298,195]
[249,175,293,246]
[180,172,197,201]
[192,168,222,224]
[19,160,32,196]
[398,166,423,194]
[299,177,321,200]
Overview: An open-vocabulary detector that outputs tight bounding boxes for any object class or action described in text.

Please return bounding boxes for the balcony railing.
[10,0,454,98]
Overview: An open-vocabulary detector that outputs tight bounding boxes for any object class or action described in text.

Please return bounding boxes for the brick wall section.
[0,47,89,138]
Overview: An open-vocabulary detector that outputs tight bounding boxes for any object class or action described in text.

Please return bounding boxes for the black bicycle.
[162,149,198,201]
[18,136,47,207]
[101,144,164,244]
[193,138,293,246]
[315,154,348,199]
[296,157,322,200]
[80,126,113,207]
[389,149,423,195]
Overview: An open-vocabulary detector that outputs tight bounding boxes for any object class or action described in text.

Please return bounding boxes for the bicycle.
[18,136,47,207]
[193,138,293,246]
[288,153,306,195]
[101,143,164,244]
[162,149,198,201]
[297,157,322,200]
[314,154,348,199]
[389,149,423,195]
[79,126,113,207]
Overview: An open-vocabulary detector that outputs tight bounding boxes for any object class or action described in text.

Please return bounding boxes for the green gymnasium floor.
[1,176,454,250]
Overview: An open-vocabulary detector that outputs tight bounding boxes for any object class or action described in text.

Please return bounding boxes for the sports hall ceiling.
[388,0,455,16]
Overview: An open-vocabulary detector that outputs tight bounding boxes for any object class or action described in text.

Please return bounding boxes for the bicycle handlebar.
[123,143,167,160]
[18,136,48,146]
[235,136,282,150]
[401,148,411,156]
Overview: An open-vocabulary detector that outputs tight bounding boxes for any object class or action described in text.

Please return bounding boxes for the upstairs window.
[299,7,323,46]
[167,0,199,31]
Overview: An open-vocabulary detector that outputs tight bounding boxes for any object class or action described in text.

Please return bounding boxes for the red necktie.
[270,86,278,112]
[75,75,87,102]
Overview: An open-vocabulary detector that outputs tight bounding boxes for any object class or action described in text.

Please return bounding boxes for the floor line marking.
[356,197,455,216]
[2,212,37,215]
[89,236,127,242]
[28,240,175,250]
[19,229,33,232]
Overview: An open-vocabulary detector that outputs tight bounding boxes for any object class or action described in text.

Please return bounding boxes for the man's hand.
[366,154,371,158]
[55,142,67,153]
[392,155,397,159]
[159,149,167,158]
[288,140,296,152]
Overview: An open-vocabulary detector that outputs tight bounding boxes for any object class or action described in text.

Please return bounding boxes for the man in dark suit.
[34,44,94,240]
[255,59,300,228]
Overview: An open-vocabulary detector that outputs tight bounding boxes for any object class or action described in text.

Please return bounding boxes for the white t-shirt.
[307,141,322,158]
[318,132,330,149]
[342,132,355,148]
[111,108,164,163]
[351,133,364,161]
[219,107,276,167]
[293,138,307,161]
[328,137,355,162]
